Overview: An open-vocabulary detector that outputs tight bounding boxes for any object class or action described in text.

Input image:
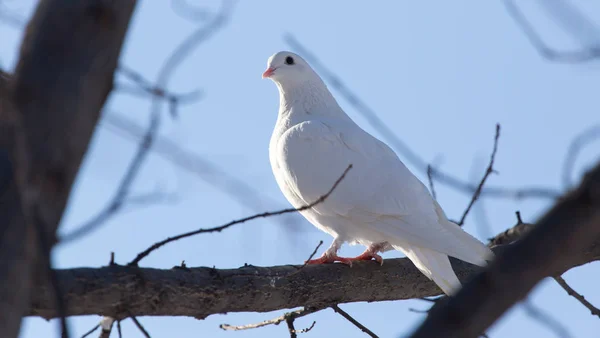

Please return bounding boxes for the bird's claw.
[305,252,384,267]
[305,254,355,267]
[350,252,384,265]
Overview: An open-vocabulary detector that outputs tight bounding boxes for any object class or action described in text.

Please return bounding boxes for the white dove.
[263,51,494,295]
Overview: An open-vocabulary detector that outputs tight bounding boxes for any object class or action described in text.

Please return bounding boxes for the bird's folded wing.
[276,120,484,259]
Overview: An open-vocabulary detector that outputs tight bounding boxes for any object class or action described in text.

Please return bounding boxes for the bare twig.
[427,165,437,201]
[98,316,114,338]
[80,325,99,338]
[117,321,122,338]
[128,165,352,266]
[331,305,378,338]
[129,316,151,338]
[286,317,297,338]
[220,307,322,332]
[554,276,600,318]
[562,125,600,189]
[59,0,236,244]
[503,0,600,63]
[286,240,324,277]
[284,35,560,200]
[291,321,316,335]
[522,301,571,338]
[458,124,500,226]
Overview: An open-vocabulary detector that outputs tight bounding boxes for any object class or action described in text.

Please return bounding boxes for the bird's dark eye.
[285,56,295,65]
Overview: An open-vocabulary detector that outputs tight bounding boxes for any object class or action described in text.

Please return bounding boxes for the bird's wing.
[276,119,491,261]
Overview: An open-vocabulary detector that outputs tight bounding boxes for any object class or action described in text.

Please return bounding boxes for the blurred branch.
[457,124,500,226]
[410,161,600,338]
[59,0,236,244]
[426,165,436,200]
[100,111,301,227]
[0,1,137,338]
[284,34,560,200]
[127,165,352,266]
[554,276,600,319]
[0,1,24,29]
[562,125,600,189]
[522,301,571,338]
[170,0,211,22]
[503,0,600,63]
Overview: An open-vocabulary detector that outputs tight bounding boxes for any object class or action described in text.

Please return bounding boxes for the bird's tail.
[395,244,461,296]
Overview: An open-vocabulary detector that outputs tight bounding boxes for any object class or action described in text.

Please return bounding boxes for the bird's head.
[262,51,318,88]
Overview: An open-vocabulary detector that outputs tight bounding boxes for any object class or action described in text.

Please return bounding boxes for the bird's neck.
[276,80,347,120]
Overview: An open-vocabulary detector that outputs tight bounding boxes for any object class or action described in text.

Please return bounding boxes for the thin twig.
[128,165,352,266]
[522,301,572,338]
[286,317,297,338]
[427,165,437,201]
[80,325,98,338]
[58,1,236,244]
[284,35,560,200]
[554,276,600,318]
[220,307,322,331]
[286,240,323,277]
[129,316,151,338]
[291,321,316,335]
[458,124,500,226]
[117,321,122,338]
[331,305,378,338]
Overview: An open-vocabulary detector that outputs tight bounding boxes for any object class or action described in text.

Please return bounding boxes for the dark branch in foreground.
[410,161,600,338]
[127,165,352,266]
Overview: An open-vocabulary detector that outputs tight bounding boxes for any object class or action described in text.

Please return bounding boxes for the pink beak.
[262,67,275,79]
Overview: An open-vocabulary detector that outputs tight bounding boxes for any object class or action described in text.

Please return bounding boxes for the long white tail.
[395,244,461,295]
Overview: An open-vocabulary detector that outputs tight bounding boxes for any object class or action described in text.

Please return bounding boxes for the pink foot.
[348,251,384,265]
[306,254,355,266]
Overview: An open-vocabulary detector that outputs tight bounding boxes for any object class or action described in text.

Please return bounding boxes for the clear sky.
[2,1,599,337]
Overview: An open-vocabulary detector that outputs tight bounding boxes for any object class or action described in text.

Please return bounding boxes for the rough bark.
[27,230,599,320]
[0,1,137,337]
[410,161,600,338]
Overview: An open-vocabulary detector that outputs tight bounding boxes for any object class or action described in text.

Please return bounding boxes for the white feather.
[264,51,494,295]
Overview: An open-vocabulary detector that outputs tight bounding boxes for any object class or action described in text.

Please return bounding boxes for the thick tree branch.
[410,161,600,338]
[27,230,599,320]
[0,1,137,337]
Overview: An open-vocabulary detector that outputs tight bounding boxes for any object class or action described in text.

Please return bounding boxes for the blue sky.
[2,1,599,337]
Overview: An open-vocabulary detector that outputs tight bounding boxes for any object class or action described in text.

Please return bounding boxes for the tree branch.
[0,1,137,337]
[410,161,600,338]
[26,230,600,320]
[554,276,600,319]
